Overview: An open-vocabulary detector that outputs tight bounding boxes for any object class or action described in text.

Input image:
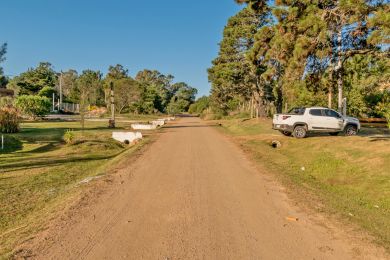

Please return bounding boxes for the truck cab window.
[309,109,322,116]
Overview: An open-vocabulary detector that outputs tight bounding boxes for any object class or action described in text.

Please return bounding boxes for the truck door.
[307,109,325,130]
[323,109,344,130]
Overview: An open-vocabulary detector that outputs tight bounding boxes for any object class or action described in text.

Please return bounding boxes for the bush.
[0,106,20,133]
[15,95,51,119]
[63,129,75,144]
[201,113,223,120]
[385,110,390,129]
[189,96,209,114]
[0,97,14,107]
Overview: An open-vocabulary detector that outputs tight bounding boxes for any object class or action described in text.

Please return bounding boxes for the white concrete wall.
[112,132,143,143]
[151,120,165,126]
[131,124,158,130]
[159,117,175,121]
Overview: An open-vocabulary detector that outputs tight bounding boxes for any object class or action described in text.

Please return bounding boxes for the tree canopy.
[208,0,389,118]
[8,62,57,96]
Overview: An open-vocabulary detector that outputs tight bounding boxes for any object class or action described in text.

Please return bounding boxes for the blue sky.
[1,0,243,97]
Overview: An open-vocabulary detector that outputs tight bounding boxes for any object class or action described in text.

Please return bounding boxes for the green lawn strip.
[0,120,152,257]
[219,118,390,249]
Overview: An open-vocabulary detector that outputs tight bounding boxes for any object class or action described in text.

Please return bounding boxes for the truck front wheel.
[293,126,307,138]
[345,125,358,136]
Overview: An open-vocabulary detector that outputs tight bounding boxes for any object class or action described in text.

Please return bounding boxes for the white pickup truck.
[273,107,361,138]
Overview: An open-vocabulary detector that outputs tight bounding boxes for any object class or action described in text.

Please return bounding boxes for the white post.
[52,93,55,112]
[1,135,4,150]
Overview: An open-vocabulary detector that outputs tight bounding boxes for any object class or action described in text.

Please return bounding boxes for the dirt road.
[29,117,386,260]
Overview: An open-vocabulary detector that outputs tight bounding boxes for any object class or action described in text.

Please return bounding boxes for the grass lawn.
[0,119,154,257]
[218,118,390,250]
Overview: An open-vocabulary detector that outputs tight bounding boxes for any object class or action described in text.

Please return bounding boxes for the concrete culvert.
[124,140,130,145]
[271,140,282,148]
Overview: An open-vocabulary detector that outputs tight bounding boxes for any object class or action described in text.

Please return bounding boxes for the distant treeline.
[0,46,197,116]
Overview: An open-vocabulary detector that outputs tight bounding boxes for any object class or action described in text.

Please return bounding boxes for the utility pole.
[109,82,115,128]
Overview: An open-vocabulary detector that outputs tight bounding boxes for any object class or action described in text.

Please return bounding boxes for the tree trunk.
[275,82,283,114]
[250,95,254,118]
[80,110,85,130]
[336,29,343,113]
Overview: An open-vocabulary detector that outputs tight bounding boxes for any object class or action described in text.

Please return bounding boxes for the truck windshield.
[288,108,306,115]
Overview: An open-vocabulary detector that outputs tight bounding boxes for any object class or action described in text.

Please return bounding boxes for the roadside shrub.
[385,111,390,129]
[15,95,51,119]
[201,113,223,120]
[87,106,107,118]
[0,96,14,107]
[375,92,390,129]
[63,129,75,144]
[0,106,20,133]
[189,96,210,114]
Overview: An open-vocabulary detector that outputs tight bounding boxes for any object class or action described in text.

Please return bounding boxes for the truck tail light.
[282,116,291,120]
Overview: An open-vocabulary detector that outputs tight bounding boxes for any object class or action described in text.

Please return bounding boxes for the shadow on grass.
[0,136,23,154]
[0,151,124,173]
[20,142,59,154]
[369,136,390,142]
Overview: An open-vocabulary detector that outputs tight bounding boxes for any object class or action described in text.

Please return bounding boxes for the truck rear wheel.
[293,126,307,138]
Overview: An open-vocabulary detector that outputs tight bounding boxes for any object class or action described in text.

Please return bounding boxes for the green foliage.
[0,97,14,107]
[6,62,198,117]
[167,82,197,113]
[60,70,79,103]
[38,86,56,98]
[385,111,390,129]
[343,55,390,117]
[0,106,20,133]
[189,96,210,114]
[211,1,389,117]
[208,7,268,112]
[76,70,103,128]
[114,77,142,114]
[136,70,173,113]
[15,95,51,118]
[63,129,75,144]
[9,62,57,95]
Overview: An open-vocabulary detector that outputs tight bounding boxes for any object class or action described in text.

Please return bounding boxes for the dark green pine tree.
[208,6,269,114]
[0,43,7,88]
